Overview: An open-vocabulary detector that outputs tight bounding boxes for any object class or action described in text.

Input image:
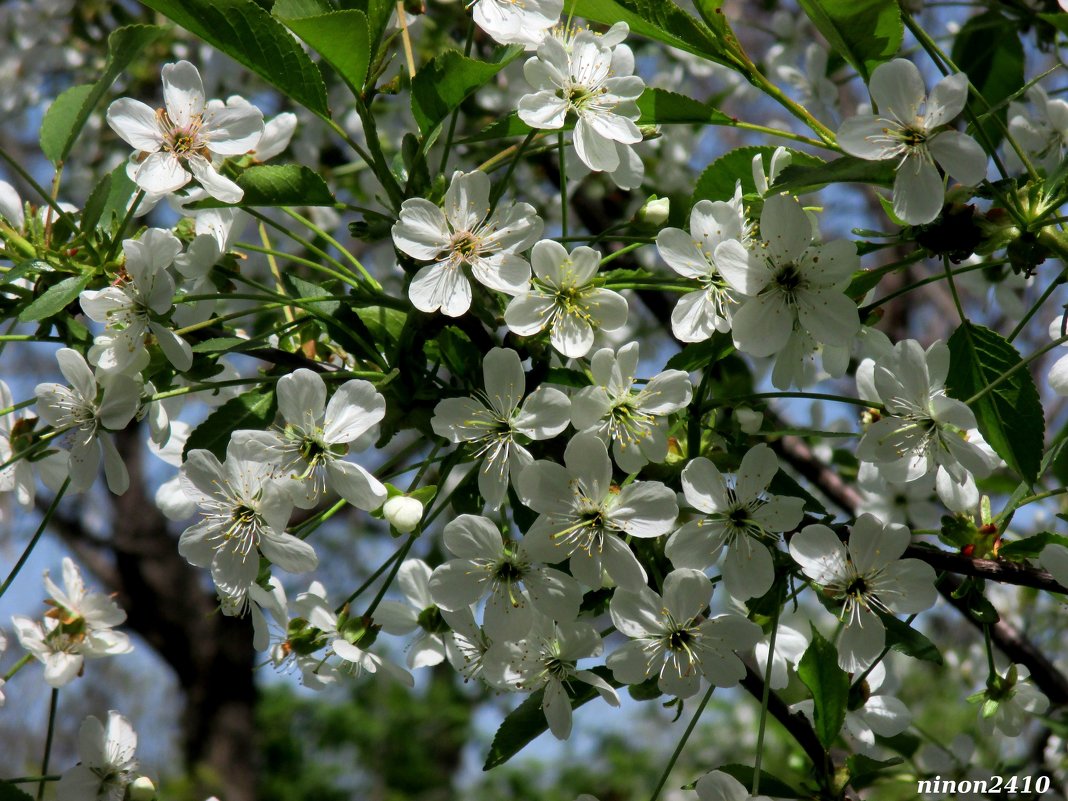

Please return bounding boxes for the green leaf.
[636,88,732,125]
[570,0,728,63]
[772,156,896,195]
[483,667,618,769]
[797,626,849,750]
[40,24,165,163]
[666,333,735,372]
[694,765,803,798]
[544,367,592,388]
[796,0,902,82]
[183,390,278,460]
[847,754,905,789]
[945,322,1044,485]
[276,7,371,93]
[284,274,340,315]
[139,0,329,118]
[91,162,138,231]
[998,531,1068,561]
[693,146,824,204]
[0,784,34,801]
[18,274,92,322]
[189,165,336,207]
[951,11,1023,149]
[877,613,943,664]
[411,49,519,137]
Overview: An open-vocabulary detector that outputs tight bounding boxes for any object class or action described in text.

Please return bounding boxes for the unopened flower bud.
[383,495,424,533]
[636,196,670,227]
[129,776,157,800]
[735,407,763,434]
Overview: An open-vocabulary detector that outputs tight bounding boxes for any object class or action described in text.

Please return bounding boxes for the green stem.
[983,623,998,683]
[731,120,842,152]
[0,397,35,416]
[559,132,569,240]
[438,20,477,175]
[247,210,363,290]
[0,478,70,602]
[711,391,882,409]
[337,537,410,613]
[291,499,348,540]
[752,588,782,796]
[105,190,145,263]
[0,146,79,232]
[647,682,716,801]
[363,534,417,617]
[4,776,61,784]
[282,208,381,289]
[36,688,59,801]
[2,653,33,681]
[488,131,538,216]
[864,260,997,310]
[943,256,966,322]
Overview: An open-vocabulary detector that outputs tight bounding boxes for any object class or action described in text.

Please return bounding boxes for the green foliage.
[998,531,1068,561]
[635,89,732,125]
[275,6,372,94]
[18,274,92,323]
[796,0,902,81]
[693,146,823,204]
[951,11,1024,149]
[772,156,896,195]
[878,613,944,664]
[797,626,849,750]
[411,49,520,137]
[0,785,34,801]
[40,24,165,163]
[946,322,1044,485]
[570,0,731,64]
[183,390,278,459]
[138,0,330,117]
[189,165,337,207]
[695,764,804,798]
[665,333,735,372]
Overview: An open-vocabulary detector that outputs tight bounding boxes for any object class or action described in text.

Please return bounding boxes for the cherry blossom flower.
[838,58,986,224]
[484,614,618,740]
[856,338,998,512]
[972,664,1049,737]
[716,194,860,359]
[471,0,561,47]
[504,240,628,358]
[106,60,263,202]
[391,170,542,317]
[178,443,313,611]
[570,342,692,473]
[428,514,582,640]
[518,433,678,589]
[666,445,805,600]
[607,568,761,698]
[789,515,937,672]
[0,378,34,518]
[431,347,570,510]
[11,557,132,687]
[518,23,645,188]
[696,770,775,801]
[655,197,746,342]
[35,348,140,494]
[80,228,191,373]
[375,559,452,669]
[231,368,387,510]
[56,711,139,801]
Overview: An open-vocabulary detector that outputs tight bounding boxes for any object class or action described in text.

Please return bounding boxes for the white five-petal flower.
[56,711,139,801]
[106,60,264,202]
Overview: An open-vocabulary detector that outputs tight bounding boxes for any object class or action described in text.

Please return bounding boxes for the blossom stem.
[246,210,364,290]
[337,537,411,612]
[1007,262,1067,343]
[0,145,80,233]
[282,207,381,289]
[558,131,569,239]
[364,533,418,617]
[983,623,998,683]
[752,585,783,795]
[291,498,348,540]
[943,257,966,323]
[2,653,33,681]
[599,242,647,266]
[863,259,999,311]
[0,397,35,416]
[488,131,538,217]
[104,189,145,263]
[36,688,59,801]
[647,682,716,801]
[438,20,476,175]
[711,391,883,410]
[0,478,70,602]
[731,119,842,152]
[4,776,60,784]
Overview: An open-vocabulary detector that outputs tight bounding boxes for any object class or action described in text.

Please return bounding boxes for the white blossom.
[106,61,263,202]
[789,515,937,672]
[431,347,570,510]
[607,568,761,698]
[375,559,451,669]
[504,240,628,358]
[35,348,140,493]
[519,433,678,589]
[570,342,692,473]
[518,23,645,188]
[838,58,986,224]
[666,445,804,600]
[231,368,387,510]
[12,557,132,687]
[471,0,561,47]
[428,514,582,640]
[391,170,542,316]
[56,711,139,801]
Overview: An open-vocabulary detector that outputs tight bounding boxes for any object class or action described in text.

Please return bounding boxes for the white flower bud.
[736,407,763,434]
[129,776,157,801]
[636,196,670,226]
[383,495,423,533]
